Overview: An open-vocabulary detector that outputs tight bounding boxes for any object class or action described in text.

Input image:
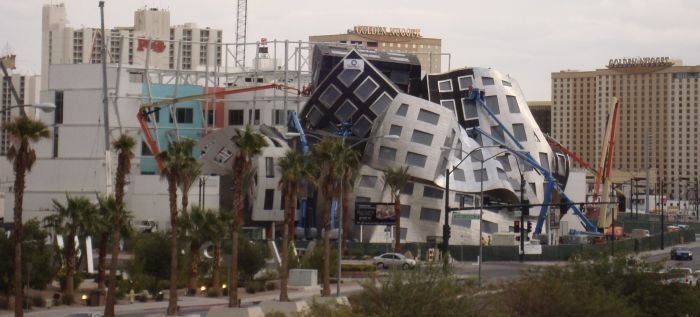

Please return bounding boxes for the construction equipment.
[287,111,312,239]
[591,97,622,228]
[137,83,299,172]
[464,89,598,235]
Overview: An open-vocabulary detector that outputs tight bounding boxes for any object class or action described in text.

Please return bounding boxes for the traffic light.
[522,200,530,216]
[443,224,451,240]
[514,220,521,233]
[526,221,532,233]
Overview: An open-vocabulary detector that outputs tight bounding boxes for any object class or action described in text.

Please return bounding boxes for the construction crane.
[234,0,247,69]
[592,97,622,229]
[137,83,299,172]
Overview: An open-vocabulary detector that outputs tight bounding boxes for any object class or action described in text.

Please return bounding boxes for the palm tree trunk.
[229,157,245,307]
[394,196,401,253]
[188,241,200,294]
[97,233,108,289]
[212,241,221,297]
[65,231,77,303]
[182,192,189,212]
[321,196,332,296]
[342,189,351,255]
[280,194,293,301]
[12,160,26,317]
[167,178,179,316]
[106,151,128,317]
[229,227,240,306]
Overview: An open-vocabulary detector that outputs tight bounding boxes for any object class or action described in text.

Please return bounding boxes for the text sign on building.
[352,25,421,38]
[137,38,166,53]
[453,213,479,221]
[607,57,674,69]
[355,202,396,225]
[344,59,364,71]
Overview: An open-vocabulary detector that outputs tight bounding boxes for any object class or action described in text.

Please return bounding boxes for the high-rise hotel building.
[42,3,222,88]
[310,26,442,74]
[551,58,700,199]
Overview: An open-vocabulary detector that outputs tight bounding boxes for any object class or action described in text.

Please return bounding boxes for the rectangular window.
[400,205,411,218]
[482,77,495,85]
[410,129,434,146]
[264,189,275,210]
[417,109,440,125]
[265,157,274,178]
[379,146,397,161]
[206,109,214,126]
[359,175,378,188]
[490,126,505,143]
[437,79,453,92]
[484,95,500,114]
[539,152,550,172]
[175,108,194,123]
[422,186,444,199]
[52,126,59,158]
[273,109,285,125]
[474,168,488,182]
[54,91,64,124]
[141,141,152,156]
[419,207,441,222]
[513,123,527,142]
[229,109,244,125]
[506,95,520,113]
[401,182,414,195]
[389,124,403,137]
[405,151,427,167]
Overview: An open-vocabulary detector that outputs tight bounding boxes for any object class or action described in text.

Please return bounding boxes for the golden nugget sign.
[352,25,421,38]
[607,57,674,69]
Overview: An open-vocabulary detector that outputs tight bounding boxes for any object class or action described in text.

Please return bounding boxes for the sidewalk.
[0,281,363,317]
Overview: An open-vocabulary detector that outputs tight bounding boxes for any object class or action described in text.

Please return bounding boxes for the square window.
[462,99,478,119]
[335,100,358,122]
[370,92,393,115]
[305,106,324,127]
[401,182,414,195]
[396,103,409,116]
[405,151,427,167]
[474,168,488,182]
[438,79,453,92]
[400,205,411,218]
[440,100,456,115]
[419,207,441,222]
[389,124,403,137]
[506,95,520,113]
[513,123,527,142]
[379,146,397,161]
[228,109,244,125]
[417,109,440,125]
[411,129,434,146]
[490,126,505,143]
[458,76,474,90]
[484,95,500,114]
[454,168,466,181]
[354,77,379,102]
[319,84,342,108]
[482,77,495,85]
[175,108,194,123]
[351,115,372,137]
[338,68,362,87]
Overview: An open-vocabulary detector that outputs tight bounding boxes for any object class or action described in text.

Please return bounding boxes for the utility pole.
[661,178,665,250]
[519,174,526,263]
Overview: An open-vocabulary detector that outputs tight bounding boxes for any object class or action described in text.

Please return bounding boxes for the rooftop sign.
[607,57,674,69]
[350,25,421,38]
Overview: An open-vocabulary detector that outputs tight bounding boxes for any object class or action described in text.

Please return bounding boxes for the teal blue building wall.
[140,84,204,174]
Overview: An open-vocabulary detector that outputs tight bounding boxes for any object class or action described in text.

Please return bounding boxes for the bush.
[300,244,338,280]
[265,281,278,291]
[341,263,375,272]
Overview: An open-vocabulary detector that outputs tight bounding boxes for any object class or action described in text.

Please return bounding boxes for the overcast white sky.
[3,0,700,100]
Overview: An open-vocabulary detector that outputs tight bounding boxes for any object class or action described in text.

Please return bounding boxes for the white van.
[630,229,650,239]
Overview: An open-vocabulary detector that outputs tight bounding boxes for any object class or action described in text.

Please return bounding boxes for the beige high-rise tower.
[551,58,700,200]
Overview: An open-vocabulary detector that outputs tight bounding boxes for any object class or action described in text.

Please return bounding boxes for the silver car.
[373,253,417,270]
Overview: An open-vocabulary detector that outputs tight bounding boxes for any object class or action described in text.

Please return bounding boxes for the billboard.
[354,202,396,225]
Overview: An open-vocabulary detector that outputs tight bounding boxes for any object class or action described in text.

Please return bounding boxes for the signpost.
[354,202,396,225]
[453,213,480,221]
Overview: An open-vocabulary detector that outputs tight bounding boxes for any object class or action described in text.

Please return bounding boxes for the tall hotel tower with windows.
[551,58,700,199]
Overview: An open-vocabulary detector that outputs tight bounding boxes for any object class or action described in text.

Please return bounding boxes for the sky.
[2,0,700,101]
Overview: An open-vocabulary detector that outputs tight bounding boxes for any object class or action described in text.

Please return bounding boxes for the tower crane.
[234,0,247,69]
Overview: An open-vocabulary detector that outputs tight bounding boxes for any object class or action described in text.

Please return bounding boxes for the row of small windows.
[437,76,512,93]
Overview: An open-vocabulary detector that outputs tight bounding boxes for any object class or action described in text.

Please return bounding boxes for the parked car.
[373,253,417,270]
[670,247,693,260]
[65,313,104,317]
[662,267,696,286]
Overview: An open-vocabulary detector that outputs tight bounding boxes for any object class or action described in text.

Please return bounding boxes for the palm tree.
[205,208,230,297]
[277,149,311,301]
[382,166,411,253]
[309,137,347,296]
[157,138,198,315]
[3,115,49,317]
[105,133,135,317]
[338,144,361,255]
[44,196,97,302]
[229,125,267,307]
[179,206,210,295]
[94,195,133,292]
[179,160,202,211]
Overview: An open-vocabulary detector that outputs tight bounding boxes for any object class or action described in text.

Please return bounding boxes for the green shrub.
[265,281,278,291]
[341,263,375,272]
[300,244,338,280]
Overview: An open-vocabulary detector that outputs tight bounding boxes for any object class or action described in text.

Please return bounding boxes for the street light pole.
[441,145,504,271]
[661,178,665,250]
[477,150,510,287]
[513,158,525,263]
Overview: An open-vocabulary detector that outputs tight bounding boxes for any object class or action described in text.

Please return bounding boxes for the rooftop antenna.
[235,0,247,69]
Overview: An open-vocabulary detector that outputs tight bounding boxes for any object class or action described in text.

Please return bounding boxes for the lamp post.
[512,157,526,263]
[441,145,504,271]
[477,150,510,287]
[1,103,56,114]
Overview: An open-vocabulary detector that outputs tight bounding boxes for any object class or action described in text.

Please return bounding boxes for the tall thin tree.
[382,166,411,253]
[3,116,49,317]
[229,125,267,307]
[338,143,361,255]
[105,133,135,317]
[309,137,348,296]
[277,150,311,301]
[157,138,197,315]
